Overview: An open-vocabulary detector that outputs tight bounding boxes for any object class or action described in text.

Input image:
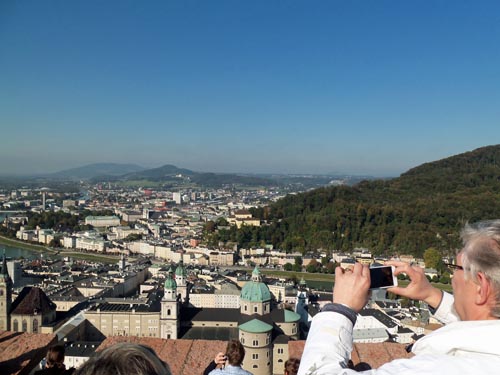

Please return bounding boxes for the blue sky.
[1,1,499,177]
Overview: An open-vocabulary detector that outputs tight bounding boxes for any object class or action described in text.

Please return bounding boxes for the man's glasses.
[443,263,464,273]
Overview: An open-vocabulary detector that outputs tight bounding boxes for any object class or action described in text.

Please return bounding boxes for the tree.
[284,263,293,271]
[204,221,216,233]
[423,247,442,269]
[306,259,320,273]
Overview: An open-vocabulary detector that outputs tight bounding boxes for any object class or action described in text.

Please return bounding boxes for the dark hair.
[284,358,300,375]
[46,345,65,369]
[225,340,245,366]
[74,343,171,375]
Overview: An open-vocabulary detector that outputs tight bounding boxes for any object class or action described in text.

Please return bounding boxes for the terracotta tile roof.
[287,340,413,369]
[10,287,56,316]
[0,330,57,375]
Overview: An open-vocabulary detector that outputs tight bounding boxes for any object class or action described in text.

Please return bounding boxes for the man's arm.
[298,306,364,375]
[298,263,371,375]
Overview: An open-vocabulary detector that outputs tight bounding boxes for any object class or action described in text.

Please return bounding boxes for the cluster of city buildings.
[0,185,444,374]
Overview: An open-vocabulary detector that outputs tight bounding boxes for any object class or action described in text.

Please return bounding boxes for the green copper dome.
[240,266,271,302]
[164,276,177,290]
[239,318,273,333]
[175,261,187,276]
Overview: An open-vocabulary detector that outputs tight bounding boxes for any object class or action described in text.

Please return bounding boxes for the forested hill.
[230,145,500,257]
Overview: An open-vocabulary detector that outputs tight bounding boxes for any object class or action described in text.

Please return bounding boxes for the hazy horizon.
[1,1,499,177]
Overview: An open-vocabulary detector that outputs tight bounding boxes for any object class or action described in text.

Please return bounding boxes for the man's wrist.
[321,303,358,326]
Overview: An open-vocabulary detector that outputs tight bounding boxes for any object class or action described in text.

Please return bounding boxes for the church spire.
[0,251,9,278]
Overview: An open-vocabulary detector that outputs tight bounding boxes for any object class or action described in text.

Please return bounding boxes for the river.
[0,212,48,259]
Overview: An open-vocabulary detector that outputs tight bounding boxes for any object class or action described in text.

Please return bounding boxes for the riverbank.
[0,235,119,264]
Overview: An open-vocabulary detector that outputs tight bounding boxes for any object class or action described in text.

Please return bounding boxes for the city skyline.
[1,1,499,177]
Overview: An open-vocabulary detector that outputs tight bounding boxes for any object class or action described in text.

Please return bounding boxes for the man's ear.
[475,272,491,306]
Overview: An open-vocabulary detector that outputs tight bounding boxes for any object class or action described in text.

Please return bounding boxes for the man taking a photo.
[298,220,500,375]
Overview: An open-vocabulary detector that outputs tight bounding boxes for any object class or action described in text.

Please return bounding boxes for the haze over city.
[1,1,499,177]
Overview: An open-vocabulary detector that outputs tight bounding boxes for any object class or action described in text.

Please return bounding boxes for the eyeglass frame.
[443,262,465,272]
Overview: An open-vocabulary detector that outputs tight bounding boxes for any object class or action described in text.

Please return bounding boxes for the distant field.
[59,251,118,264]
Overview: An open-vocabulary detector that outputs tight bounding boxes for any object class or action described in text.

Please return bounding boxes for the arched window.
[33,319,39,333]
[22,319,27,332]
[167,309,171,316]
[13,320,18,331]
[0,289,4,296]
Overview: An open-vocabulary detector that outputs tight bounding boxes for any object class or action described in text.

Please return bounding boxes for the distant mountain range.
[46,163,370,188]
[50,163,146,179]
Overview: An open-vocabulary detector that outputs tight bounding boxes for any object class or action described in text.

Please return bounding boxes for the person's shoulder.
[34,368,74,375]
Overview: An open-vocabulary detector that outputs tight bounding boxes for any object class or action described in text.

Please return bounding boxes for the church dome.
[240,266,271,302]
[164,276,177,290]
[175,261,187,276]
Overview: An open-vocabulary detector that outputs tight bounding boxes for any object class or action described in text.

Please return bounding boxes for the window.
[252,340,258,346]
[22,319,27,332]
[252,365,258,369]
[252,354,258,360]
[167,309,171,316]
[254,306,258,313]
[33,319,38,333]
[13,320,18,332]
[278,348,284,354]
[244,305,248,311]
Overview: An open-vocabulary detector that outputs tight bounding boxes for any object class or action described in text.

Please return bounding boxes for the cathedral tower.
[160,272,179,339]
[0,253,13,331]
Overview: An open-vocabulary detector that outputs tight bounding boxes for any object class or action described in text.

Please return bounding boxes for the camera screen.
[369,266,395,289]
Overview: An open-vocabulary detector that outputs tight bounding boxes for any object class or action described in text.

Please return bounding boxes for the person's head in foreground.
[453,220,500,320]
[284,358,300,375]
[46,345,66,369]
[74,343,171,375]
[225,340,245,367]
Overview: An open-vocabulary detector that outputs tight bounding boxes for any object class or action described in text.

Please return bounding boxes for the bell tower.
[160,271,179,339]
[0,253,13,331]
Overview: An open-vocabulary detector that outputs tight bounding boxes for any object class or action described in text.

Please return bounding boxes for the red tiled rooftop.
[289,340,412,369]
[0,330,57,375]
[98,337,411,374]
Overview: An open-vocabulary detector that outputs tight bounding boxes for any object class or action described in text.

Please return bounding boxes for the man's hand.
[214,352,226,367]
[333,262,370,312]
[386,261,443,309]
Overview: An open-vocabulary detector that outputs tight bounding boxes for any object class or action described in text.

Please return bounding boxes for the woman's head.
[225,340,245,366]
[284,358,300,375]
[75,343,171,375]
[46,345,65,368]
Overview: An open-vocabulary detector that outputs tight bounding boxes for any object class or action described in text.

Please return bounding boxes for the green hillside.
[212,145,500,257]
